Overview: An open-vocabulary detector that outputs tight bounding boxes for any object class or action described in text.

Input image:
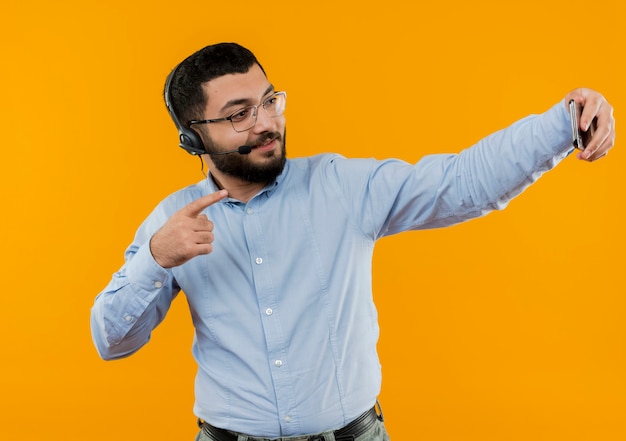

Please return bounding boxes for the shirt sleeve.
[90,204,182,360]
[325,100,573,239]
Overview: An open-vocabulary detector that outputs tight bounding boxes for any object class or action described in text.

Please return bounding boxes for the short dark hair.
[165,42,265,126]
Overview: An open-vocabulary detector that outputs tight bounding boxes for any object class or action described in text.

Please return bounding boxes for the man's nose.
[251,106,274,133]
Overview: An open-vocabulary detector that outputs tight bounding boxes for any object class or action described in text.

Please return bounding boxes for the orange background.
[1,1,624,440]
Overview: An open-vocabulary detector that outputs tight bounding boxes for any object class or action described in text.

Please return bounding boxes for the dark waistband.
[201,405,382,441]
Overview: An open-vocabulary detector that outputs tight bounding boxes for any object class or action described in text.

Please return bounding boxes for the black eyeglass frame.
[188,91,287,132]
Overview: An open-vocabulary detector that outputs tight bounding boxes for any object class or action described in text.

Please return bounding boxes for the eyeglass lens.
[231,92,286,132]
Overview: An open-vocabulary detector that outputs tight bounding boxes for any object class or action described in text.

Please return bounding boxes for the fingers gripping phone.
[569,99,596,150]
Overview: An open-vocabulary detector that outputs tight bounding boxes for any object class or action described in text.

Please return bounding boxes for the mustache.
[249,132,281,147]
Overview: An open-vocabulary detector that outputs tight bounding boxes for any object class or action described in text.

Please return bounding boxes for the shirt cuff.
[124,241,172,294]
[544,100,575,157]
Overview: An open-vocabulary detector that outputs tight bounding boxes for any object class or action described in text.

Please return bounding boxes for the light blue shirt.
[91,102,572,437]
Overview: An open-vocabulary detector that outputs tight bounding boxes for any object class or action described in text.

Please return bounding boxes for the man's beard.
[207,130,287,183]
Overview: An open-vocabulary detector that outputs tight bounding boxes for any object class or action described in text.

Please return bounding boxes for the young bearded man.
[91,42,616,441]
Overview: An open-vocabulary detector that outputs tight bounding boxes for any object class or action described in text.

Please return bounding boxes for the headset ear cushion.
[178,126,206,156]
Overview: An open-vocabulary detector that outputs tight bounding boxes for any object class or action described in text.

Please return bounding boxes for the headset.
[164,63,207,156]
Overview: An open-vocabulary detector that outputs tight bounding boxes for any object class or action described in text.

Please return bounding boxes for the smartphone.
[569,99,595,150]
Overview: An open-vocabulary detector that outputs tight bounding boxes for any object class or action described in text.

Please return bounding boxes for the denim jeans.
[195,415,390,441]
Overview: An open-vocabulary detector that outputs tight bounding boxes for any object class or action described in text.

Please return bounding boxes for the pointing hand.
[149,190,228,268]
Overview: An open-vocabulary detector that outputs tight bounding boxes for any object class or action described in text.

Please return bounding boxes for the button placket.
[242,196,293,427]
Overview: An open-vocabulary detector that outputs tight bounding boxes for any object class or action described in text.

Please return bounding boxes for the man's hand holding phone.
[565,88,615,162]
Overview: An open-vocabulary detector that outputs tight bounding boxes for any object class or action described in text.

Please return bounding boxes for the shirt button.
[274,360,283,367]
[247,208,254,214]
[265,308,273,316]
[154,281,163,289]
[255,257,263,265]
[284,415,292,423]
[124,315,133,322]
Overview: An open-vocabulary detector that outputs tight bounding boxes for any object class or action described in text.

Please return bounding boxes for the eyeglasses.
[189,91,287,133]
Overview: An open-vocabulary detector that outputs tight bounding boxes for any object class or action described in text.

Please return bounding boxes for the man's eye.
[231,108,250,122]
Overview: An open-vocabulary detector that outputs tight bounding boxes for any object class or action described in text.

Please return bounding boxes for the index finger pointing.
[182,190,228,217]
